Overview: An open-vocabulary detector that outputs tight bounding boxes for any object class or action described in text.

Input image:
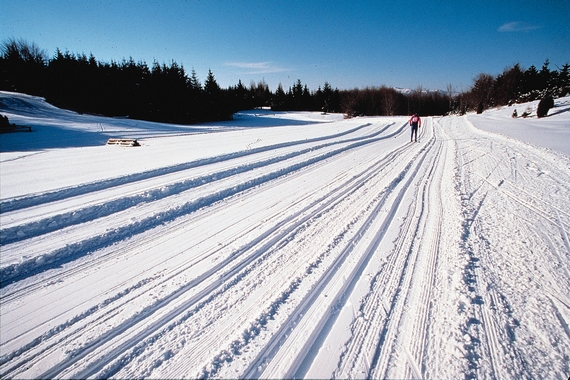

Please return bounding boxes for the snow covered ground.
[1,91,569,379]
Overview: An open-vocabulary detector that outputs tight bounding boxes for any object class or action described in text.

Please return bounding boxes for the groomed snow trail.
[1,94,569,379]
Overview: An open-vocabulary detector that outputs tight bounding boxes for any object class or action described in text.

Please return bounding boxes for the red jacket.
[409,114,421,127]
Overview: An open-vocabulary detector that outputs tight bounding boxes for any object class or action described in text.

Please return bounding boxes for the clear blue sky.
[1,0,569,92]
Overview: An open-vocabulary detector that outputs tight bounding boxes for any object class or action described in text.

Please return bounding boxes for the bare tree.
[380,86,398,116]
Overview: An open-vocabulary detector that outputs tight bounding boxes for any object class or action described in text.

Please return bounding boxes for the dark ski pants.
[410,125,419,142]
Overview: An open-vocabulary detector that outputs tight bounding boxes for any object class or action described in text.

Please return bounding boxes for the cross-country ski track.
[1,92,569,379]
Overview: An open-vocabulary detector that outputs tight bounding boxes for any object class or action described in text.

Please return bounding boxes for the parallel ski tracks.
[243,120,439,379]
[43,125,413,379]
[0,121,379,215]
[0,121,406,286]
[305,119,449,380]
[1,120,414,378]
[361,122,443,379]
[0,122,380,241]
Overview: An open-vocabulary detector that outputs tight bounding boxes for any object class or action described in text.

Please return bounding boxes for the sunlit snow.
[1,91,569,379]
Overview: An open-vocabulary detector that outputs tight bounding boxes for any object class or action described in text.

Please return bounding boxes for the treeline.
[0,39,447,120]
[1,39,569,123]
[342,60,570,116]
[1,39,237,123]
[0,39,343,123]
[339,86,450,117]
[455,60,570,114]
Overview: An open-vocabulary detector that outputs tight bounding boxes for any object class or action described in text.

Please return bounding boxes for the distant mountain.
[393,87,449,96]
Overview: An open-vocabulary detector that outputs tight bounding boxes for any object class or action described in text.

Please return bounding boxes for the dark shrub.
[537,95,554,118]
[0,114,12,132]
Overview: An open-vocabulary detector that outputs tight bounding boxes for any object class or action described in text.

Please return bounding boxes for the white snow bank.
[467,96,570,156]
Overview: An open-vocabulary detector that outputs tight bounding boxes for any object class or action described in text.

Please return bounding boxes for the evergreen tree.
[229,79,249,111]
[204,69,220,96]
[189,68,202,92]
[520,65,540,100]
[203,69,228,120]
[272,83,287,110]
[302,84,312,110]
[539,59,552,92]
[291,79,305,110]
[556,63,570,96]
[321,82,333,112]
[187,68,203,121]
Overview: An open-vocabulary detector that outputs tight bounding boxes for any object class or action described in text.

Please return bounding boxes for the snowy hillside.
[1,91,569,379]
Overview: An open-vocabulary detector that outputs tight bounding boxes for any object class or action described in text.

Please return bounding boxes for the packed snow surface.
[1,91,570,379]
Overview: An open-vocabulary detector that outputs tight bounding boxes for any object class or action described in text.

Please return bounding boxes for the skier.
[409,113,421,142]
